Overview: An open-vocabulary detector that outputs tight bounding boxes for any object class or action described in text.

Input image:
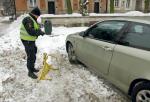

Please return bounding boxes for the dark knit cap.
[31,7,41,16]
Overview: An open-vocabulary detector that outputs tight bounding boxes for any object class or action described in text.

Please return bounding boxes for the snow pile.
[40,11,149,17]
[125,11,144,16]
[36,27,87,54]
[88,11,146,16]
[0,15,129,102]
[0,68,14,82]
[0,68,15,91]
[40,13,82,18]
[0,16,10,22]
[0,14,28,53]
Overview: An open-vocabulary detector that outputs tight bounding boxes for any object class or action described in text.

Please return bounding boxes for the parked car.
[66,18,150,102]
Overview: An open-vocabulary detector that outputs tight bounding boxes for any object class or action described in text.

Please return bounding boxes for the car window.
[87,21,126,43]
[120,23,150,51]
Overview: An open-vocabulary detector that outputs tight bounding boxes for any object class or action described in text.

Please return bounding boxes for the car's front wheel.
[131,82,150,102]
[67,43,78,64]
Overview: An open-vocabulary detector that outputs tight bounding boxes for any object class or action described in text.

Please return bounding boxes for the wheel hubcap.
[136,90,150,102]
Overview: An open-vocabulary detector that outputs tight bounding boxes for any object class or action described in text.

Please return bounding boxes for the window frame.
[114,0,119,7]
[29,0,37,8]
[84,20,128,44]
[126,0,130,8]
[118,21,150,51]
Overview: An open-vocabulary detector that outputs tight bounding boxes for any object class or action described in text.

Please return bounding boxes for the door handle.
[102,46,113,51]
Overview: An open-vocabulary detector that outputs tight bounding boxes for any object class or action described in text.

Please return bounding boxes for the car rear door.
[109,22,150,93]
[76,20,127,75]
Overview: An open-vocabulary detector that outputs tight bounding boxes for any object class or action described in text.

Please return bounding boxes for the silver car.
[66,18,150,102]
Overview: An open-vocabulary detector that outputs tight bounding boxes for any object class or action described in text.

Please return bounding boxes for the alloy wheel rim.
[136,90,150,102]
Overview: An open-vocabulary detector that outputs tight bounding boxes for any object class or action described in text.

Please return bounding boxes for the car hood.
[67,32,80,38]
[66,32,81,43]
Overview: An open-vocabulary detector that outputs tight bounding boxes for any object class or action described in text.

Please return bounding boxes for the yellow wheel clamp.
[38,53,60,80]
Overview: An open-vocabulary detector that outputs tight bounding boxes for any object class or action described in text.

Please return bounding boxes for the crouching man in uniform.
[20,7,44,79]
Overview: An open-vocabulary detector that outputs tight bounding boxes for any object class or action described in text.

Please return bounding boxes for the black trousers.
[21,39,37,73]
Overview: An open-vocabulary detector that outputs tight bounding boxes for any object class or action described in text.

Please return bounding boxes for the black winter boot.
[33,69,39,73]
[28,72,38,79]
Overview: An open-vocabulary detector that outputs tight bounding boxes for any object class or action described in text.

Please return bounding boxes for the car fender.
[66,35,77,51]
[128,74,150,95]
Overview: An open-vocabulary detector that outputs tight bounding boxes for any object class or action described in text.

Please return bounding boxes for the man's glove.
[40,32,45,36]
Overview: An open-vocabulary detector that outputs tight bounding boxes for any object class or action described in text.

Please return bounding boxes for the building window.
[114,0,119,7]
[126,0,130,8]
[94,0,99,2]
[30,0,36,7]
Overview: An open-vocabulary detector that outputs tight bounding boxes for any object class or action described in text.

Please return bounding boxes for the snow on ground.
[40,11,150,18]
[36,27,87,54]
[0,16,10,21]
[0,15,129,102]
[0,17,11,36]
[124,11,145,16]
[40,13,82,18]
[90,11,146,16]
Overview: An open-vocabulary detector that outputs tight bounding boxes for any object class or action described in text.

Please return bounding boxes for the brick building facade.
[15,0,107,14]
[108,0,150,13]
[1,0,149,16]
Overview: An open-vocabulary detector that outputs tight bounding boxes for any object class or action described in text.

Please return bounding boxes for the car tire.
[67,43,78,64]
[131,82,150,102]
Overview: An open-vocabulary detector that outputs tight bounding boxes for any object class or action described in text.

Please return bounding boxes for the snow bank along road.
[0,15,130,102]
[0,17,11,37]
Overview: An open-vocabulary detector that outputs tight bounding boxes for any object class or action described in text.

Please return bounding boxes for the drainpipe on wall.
[65,0,72,14]
[144,0,150,13]
[106,0,108,13]
[14,0,16,19]
[110,0,114,13]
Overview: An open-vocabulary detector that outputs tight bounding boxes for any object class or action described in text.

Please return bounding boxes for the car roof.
[102,18,150,25]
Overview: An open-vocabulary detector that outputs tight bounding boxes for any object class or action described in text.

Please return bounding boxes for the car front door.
[76,20,127,75]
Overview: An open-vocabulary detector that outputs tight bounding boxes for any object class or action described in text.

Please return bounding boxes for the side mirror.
[79,31,87,37]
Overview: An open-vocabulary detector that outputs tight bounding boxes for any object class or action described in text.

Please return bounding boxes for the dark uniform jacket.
[22,13,44,37]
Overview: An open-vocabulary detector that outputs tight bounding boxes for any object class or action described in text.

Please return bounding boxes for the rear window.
[120,22,150,51]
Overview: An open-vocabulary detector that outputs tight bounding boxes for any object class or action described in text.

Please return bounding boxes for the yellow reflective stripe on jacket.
[20,16,39,41]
